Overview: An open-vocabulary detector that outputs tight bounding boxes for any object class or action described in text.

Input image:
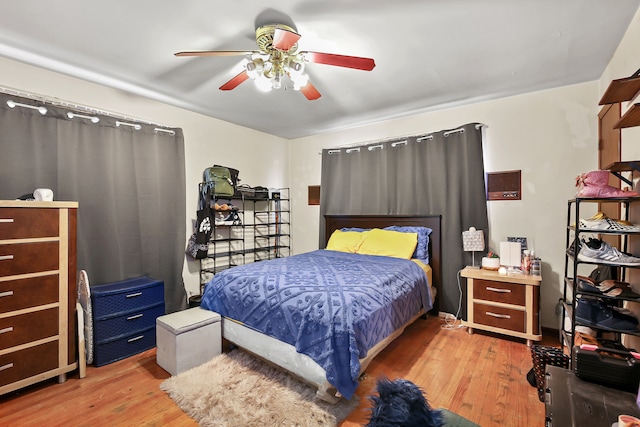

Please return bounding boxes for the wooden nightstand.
[460,267,542,346]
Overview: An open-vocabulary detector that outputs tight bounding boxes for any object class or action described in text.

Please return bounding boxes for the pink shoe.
[576,171,639,198]
[579,170,609,187]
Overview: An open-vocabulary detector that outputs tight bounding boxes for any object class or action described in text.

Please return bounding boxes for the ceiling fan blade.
[302,52,376,71]
[174,50,254,57]
[219,70,250,91]
[300,81,321,100]
[273,27,301,51]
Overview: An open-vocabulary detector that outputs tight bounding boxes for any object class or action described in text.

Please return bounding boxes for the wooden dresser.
[0,201,78,395]
[461,267,542,346]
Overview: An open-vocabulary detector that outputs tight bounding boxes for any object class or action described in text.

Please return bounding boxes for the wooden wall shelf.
[599,71,640,105]
[614,103,640,129]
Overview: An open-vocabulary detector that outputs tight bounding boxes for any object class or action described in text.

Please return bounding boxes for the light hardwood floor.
[0,315,556,426]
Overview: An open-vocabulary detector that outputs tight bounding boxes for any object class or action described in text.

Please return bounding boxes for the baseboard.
[435,315,559,339]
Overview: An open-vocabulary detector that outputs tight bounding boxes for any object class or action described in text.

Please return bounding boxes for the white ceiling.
[0,1,638,139]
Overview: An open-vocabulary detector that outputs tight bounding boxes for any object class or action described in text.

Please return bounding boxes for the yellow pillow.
[326,230,365,253]
[357,228,418,259]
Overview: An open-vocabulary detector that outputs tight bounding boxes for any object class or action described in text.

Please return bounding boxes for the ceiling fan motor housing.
[256,24,298,54]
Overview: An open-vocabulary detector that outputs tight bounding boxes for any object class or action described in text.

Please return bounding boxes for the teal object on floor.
[440,408,480,427]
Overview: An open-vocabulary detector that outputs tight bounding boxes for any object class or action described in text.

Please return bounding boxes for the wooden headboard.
[324,215,442,303]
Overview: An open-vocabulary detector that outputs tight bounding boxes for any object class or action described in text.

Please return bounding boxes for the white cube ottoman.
[156,307,221,375]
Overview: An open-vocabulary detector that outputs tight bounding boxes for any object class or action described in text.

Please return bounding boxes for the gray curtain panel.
[0,93,187,313]
[319,123,488,319]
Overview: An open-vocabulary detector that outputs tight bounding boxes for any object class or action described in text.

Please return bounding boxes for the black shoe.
[576,297,639,332]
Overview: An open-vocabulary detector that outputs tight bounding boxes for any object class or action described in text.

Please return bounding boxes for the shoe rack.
[197,184,291,295]
[562,175,640,364]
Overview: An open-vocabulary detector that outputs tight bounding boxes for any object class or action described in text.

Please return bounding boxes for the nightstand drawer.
[0,275,59,314]
[473,303,525,333]
[474,279,525,305]
[0,208,59,240]
[0,242,59,277]
[0,308,58,350]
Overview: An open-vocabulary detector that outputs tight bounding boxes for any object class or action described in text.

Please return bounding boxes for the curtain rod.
[319,123,487,154]
[0,85,176,129]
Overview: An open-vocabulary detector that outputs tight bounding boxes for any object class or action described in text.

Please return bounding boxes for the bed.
[200,214,441,403]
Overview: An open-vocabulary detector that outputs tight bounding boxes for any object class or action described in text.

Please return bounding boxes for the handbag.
[186,233,209,259]
[186,187,213,259]
[203,165,235,197]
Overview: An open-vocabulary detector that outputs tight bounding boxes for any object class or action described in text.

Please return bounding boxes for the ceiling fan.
[175,24,376,100]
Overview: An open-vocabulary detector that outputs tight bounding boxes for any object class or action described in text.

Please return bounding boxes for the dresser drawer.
[92,277,164,319]
[0,242,59,277]
[94,303,165,343]
[0,208,59,240]
[473,302,525,333]
[0,341,59,387]
[93,326,156,367]
[0,308,58,350]
[473,279,526,305]
[0,275,59,314]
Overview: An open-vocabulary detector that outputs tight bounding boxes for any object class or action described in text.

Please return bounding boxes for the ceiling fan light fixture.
[286,56,305,74]
[272,74,283,90]
[254,75,273,92]
[245,57,264,79]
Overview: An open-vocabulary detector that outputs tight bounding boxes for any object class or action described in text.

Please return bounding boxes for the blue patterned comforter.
[200,249,432,399]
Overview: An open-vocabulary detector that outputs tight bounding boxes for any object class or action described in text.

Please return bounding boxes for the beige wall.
[0,56,290,298]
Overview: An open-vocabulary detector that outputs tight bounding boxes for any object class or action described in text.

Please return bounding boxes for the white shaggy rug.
[160,350,359,426]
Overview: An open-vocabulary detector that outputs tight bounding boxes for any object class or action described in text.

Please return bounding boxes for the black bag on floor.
[575,345,640,392]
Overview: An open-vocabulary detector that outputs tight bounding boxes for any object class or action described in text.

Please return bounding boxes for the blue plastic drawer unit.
[92,276,165,367]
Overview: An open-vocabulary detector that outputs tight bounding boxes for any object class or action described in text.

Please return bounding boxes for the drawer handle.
[486,287,511,293]
[0,327,13,334]
[126,292,142,298]
[0,255,14,261]
[127,314,143,320]
[0,363,14,372]
[128,335,144,343]
[486,311,511,319]
[0,290,14,298]
[0,218,14,223]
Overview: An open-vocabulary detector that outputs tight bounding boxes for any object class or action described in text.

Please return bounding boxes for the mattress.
[201,249,432,398]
